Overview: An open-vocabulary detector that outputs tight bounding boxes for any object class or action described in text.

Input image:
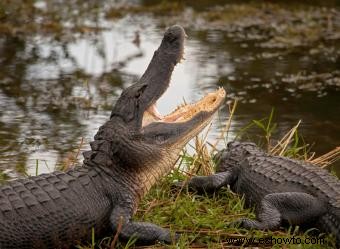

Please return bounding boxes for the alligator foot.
[119,221,178,244]
[235,192,325,230]
[173,171,233,193]
[110,206,178,244]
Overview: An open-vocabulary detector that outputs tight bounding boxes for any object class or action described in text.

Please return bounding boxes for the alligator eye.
[135,84,147,98]
[155,135,166,144]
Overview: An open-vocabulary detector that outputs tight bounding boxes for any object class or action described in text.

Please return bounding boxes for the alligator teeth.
[142,88,226,127]
[146,104,162,120]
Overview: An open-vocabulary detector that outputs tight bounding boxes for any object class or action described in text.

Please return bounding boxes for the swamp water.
[0,1,339,178]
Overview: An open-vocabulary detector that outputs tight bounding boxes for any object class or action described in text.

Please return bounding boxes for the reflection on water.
[0,3,339,178]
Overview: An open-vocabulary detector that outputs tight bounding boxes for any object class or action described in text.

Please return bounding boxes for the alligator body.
[0,25,225,248]
[181,142,340,245]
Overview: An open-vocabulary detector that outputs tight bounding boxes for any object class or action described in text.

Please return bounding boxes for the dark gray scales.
[0,168,111,248]
[180,141,340,246]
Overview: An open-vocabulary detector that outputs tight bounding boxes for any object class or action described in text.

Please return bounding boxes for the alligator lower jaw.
[142,88,226,127]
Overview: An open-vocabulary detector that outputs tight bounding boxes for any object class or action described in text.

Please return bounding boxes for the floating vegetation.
[0,0,105,38]
[106,1,184,19]
[107,2,340,50]
[282,71,340,92]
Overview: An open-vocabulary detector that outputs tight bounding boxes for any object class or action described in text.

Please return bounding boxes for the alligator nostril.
[167,34,178,43]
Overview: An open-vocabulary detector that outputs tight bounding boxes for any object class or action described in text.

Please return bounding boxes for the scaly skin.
[0,167,112,248]
[180,141,340,245]
[0,25,225,248]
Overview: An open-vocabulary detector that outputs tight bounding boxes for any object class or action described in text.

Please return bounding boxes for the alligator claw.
[228,218,249,229]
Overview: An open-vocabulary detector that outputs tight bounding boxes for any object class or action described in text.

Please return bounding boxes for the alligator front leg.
[236,192,325,230]
[176,171,234,193]
[110,206,178,244]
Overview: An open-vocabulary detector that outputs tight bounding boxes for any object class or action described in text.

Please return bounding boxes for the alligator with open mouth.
[0,25,225,248]
[179,141,340,246]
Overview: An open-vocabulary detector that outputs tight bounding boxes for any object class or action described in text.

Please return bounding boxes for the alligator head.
[85,25,225,200]
[214,141,263,173]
